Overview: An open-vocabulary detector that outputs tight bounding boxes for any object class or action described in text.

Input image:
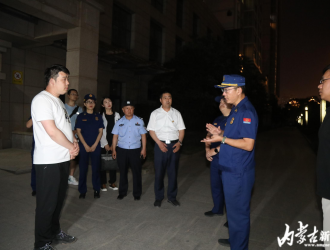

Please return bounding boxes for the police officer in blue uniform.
[204,96,232,217]
[112,100,147,201]
[75,94,104,199]
[202,75,258,250]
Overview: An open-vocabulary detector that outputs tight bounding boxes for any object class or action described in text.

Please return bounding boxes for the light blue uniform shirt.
[64,104,83,131]
[112,115,147,149]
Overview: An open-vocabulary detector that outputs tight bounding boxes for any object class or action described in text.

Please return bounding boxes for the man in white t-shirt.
[31,64,79,250]
[147,90,186,207]
[64,88,83,185]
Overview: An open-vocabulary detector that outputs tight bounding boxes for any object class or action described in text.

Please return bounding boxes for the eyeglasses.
[86,101,95,104]
[221,87,237,93]
[320,78,330,84]
[70,93,78,96]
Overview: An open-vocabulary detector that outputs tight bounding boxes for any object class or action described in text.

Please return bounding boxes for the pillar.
[66,0,103,105]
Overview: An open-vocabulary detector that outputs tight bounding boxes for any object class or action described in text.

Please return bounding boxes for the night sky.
[279,0,330,102]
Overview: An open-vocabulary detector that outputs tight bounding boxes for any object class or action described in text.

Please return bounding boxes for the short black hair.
[68,89,78,95]
[239,86,246,94]
[159,89,172,99]
[323,65,330,74]
[44,64,70,86]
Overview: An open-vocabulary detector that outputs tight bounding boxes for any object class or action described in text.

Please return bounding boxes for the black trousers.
[100,147,117,185]
[116,147,142,197]
[154,143,180,201]
[34,161,70,248]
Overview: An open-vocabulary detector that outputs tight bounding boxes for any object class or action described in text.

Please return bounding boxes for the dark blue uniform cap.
[215,96,224,103]
[214,74,245,88]
[84,94,96,102]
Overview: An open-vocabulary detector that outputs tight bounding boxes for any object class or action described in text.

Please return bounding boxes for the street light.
[305,106,308,125]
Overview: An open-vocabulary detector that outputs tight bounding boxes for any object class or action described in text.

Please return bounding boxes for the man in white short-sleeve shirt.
[31,64,79,250]
[147,91,186,207]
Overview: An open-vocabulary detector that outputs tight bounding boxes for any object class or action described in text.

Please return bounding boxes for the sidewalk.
[0,127,323,250]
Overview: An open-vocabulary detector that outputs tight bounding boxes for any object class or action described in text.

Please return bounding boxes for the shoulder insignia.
[230,117,234,124]
[214,123,217,125]
[135,122,140,126]
[82,119,87,121]
[243,118,251,124]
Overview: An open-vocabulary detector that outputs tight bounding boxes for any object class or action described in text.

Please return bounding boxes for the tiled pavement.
[0,127,323,249]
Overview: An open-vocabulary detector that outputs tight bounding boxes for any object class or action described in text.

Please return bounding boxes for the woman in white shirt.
[100,97,121,191]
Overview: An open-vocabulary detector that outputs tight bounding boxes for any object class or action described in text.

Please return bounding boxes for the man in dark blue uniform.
[202,75,258,250]
[204,96,232,217]
[112,100,147,201]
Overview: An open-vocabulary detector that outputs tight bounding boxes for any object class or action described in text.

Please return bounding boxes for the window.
[175,36,183,56]
[192,13,199,38]
[149,20,163,63]
[176,0,183,28]
[112,5,132,50]
[151,0,164,12]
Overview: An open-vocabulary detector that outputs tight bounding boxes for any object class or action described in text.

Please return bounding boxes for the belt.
[160,140,179,144]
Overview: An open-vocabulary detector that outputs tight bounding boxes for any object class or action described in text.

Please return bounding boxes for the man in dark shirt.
[317,64,330,250]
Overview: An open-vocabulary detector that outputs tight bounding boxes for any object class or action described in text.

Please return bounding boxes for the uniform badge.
[82,119,87,121]
[95,117,98,121]
[172,120,174,123]
[243,118,251,124]
[230,117,234,124]
[225,123,227,126]
[119,124,124,127]
[214,123,217,125]
[235,109,238,112]
[89,94,92,97]
[135,122,140,126]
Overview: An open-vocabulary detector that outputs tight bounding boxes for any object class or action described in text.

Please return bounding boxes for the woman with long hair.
[100,97,121,191]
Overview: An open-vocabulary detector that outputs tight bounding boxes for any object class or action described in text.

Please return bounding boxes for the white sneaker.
[109,183,118,191]
[68,176,78,185]
[101,184,107,192]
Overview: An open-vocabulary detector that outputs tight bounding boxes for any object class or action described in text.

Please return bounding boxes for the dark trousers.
[116,147,142,197]
[31,155,36,192]
[154,142,180,201]
[78,144,101,194]
[34,161,70,248]
[222,168,255,250]
[210,156,224,214]
[100,147,117,185]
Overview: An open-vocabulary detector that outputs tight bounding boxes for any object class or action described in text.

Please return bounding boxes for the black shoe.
[79,193,86,199]
[204,211,223,217]
[94,190,100,198]
[34,242,55,250]
[117,194,126,200]
[55,230,77,244]
[218,238,230,247]
[32,191,36,196]
[154,200,162,207]
[134,196,140,200]
[167,199,180,206]
[223,221,228,228]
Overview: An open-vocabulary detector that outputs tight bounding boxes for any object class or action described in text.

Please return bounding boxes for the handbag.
[101,151,119,171]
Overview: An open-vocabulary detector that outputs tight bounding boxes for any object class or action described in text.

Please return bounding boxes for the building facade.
[0,0,224,149]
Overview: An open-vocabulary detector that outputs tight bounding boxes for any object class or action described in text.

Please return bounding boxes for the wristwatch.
[214,148,219,154]
[221,136,227,144]
[178,140,183,146]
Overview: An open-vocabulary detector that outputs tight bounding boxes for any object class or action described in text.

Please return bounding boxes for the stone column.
[0,39,12,149]
[66,0,103,105]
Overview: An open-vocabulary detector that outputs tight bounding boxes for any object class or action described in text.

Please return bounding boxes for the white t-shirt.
[31,90,73,164]
[147,106,186,141]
